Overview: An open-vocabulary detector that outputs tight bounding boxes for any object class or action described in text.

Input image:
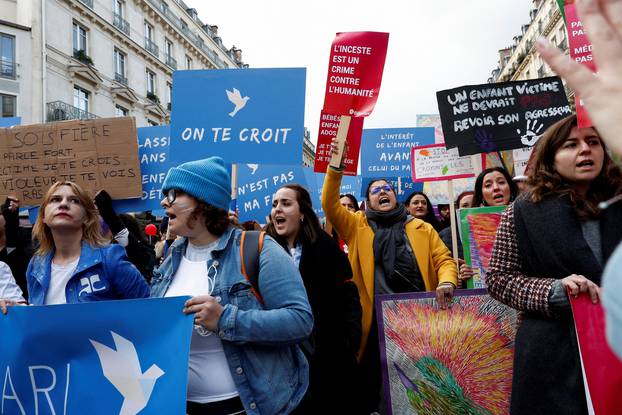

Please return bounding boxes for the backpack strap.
[240,230,265,304]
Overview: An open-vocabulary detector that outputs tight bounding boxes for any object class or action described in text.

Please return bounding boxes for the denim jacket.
[151,226,313,415]
[27,243,150,305]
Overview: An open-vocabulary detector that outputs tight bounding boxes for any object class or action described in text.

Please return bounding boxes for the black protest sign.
[436,76,571,155]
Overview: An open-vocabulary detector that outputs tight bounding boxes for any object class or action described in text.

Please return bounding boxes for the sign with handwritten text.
[170,68,305,165]
[314,111,364,175]
[0,117,141,205]
[436,77,571,155]
[411,144,475,182]
[323,32,389,117]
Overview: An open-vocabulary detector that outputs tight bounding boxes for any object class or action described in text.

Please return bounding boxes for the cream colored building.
[302,127,316,168]
[0,0,245,126]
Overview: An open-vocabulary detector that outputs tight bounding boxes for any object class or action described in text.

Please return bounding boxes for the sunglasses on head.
[370,184,393,196]
[163,188,183,205]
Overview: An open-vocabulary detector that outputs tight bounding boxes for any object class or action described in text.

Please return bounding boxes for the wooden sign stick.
[329,115,352,168]
[230,163,238,201]
[447,179,460,266]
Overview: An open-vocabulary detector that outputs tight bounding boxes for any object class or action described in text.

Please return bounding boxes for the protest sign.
[323,31,389,117]
[460,206,507,288]
[171,68,305,165]
[436,76,571,155]
[361,176,422,203]
[423,178,476,205]
[564,2,594,128]
[0,117,21,128]
[416,114,444,144]
[360,128,435,178]
[314,111,364,175]
[303,168,324,219]
[0,297,192,415]
[311,171,362,218]
[411,144,475,182]
[377,289,517,415]
[570,295,622,415]
[513,147,533,177]
[0,117,141,205]
[236,163,307,223]
[113,125,172,213]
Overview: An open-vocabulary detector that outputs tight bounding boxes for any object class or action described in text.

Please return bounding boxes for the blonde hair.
[33,181,107,255]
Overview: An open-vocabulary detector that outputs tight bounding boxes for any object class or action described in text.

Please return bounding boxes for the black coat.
[295,231,363,414]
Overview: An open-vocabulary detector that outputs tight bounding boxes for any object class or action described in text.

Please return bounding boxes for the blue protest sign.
[171,68,306,165]
[309,172,363,218]
[0,297,192,415]
[0,117,21,127]
[303,168,324,219]
[361,176,423,203]
[114,125,172,213]
[360,127,435,178]
[236,164,308,223]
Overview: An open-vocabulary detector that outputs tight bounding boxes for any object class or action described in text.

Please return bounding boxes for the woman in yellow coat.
[322,149,457,413]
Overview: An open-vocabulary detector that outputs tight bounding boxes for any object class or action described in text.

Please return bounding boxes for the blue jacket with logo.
[27,242,150,305]
[150,226,313,415]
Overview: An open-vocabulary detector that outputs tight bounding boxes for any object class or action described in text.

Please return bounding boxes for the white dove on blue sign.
[90,331,164,415]
[247,164,259,175]
[226,88,250,117]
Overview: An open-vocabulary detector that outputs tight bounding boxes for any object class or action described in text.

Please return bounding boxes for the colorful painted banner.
[0,297,192,414]
[416,114,445,144]
[323,32,389,117]
[570,294,622,415]
[360,128,435,178]
[411,144,475,182]
[377,289,518,415]
[460,206,507,289]
[313,111,364,175]
[170,68,305,165]
[436,77,571,155]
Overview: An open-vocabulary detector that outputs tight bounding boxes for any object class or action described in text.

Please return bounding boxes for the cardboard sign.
[313,111,364,175]
[436,77,571,155]
[236,163,308,223]
[416,114,445,144]
[360,127,435,178]
[113,125,172,213]
[323,32,389,117]
[170,68,305,165]
[411,144,475,182]
[360,176,423,203]
[565,2,594,128]
[0,117,141,205]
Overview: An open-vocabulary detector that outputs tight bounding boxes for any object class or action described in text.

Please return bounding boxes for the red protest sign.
[323,32,389,117]
[314,111,364,175]
[564,2,594,128]
[570,294,622,415]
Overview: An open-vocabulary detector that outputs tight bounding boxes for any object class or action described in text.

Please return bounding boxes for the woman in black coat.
[266,183,363,414]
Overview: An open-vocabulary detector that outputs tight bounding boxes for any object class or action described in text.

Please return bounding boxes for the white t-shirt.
[44,258,79,305]
[164,241,238,403]
[0,261,24,302]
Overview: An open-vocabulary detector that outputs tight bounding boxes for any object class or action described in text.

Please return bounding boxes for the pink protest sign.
[564,2,594,128]
[314,111,364,175]
[323,32,389,117]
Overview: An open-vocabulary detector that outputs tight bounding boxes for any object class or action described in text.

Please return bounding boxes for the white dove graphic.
[226,88,250,117]
[246,163,259,175]
[90,331,165,415]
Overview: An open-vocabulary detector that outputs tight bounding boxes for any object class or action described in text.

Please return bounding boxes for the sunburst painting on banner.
[377,289,518,415]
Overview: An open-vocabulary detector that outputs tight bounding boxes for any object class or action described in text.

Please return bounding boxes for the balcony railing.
[113,13,130,36]
[77,0,93,9]
[165,55,177,70]
[145,38,159,57]
[114,72,128,86]
[0,59,16,79]
[46,101,98,122]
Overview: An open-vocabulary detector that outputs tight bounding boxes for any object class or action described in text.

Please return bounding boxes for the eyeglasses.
[163,188,182,205]
[370,184,393,196]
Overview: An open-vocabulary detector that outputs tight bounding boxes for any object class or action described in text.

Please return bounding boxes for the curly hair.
[472,167,519,207]
[189,201,230,237]
[525,114,622,219]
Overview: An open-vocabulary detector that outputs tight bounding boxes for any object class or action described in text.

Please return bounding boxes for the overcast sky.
[184,0,534,144]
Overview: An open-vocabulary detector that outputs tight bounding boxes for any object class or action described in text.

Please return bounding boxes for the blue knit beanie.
[162,156,231,211]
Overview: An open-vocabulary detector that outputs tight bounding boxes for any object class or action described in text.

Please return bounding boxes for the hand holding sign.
[537,0,622,156]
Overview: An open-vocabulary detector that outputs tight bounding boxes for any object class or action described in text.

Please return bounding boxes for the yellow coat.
[322,168,458,359]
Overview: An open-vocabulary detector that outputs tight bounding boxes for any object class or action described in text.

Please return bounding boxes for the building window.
[0,33,15,79]
[185,55,192,70]
[114,49,126,80]
[73,22,87,54]
[115,104,128,117]
[146,70,156,94]
[165,39,173,57]
[0,93,16,117]
[144,22,154,41]
[113,0,124,17]
[73,86,90,113]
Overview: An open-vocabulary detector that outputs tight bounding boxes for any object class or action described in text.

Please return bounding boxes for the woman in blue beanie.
[150,156,313,415]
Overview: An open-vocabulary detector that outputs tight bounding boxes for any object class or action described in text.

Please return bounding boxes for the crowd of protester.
[1,0,622,413]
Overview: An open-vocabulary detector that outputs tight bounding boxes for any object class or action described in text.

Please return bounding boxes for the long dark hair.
[526,114,622,219]
[404,191,440,229]
[265,183,322,245]
[339,193,360,212]
[472,167,519,207]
